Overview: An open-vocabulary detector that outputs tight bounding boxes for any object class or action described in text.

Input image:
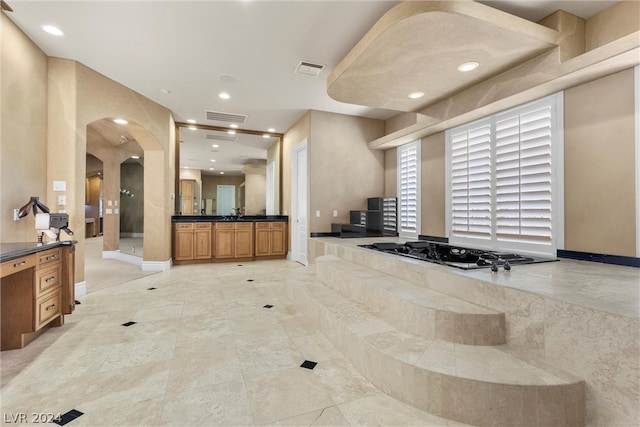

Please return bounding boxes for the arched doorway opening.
[85,118,148,266]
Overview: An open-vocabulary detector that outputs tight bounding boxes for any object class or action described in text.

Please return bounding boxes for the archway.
[85,118,154,267]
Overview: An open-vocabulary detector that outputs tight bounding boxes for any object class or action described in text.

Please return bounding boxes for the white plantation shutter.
[398,141,420,238]
[495,105,553,244]
[450,122,492,240]
[446,93,563,256]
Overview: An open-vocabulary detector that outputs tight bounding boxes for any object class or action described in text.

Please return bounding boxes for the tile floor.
[0,259,467,426]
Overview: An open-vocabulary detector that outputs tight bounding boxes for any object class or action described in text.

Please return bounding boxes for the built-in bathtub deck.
[293,236,640,427]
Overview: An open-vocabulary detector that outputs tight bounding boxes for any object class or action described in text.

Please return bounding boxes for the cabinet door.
[234,223,254,258]
[194,229,212,259]
[180,180,196,215]
[174,230,195,260]
[215,228,234,259]
[255,227,271,257]
[270,223,287,256]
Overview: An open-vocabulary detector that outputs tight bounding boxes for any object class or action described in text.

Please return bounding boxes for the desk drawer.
[35,265,61,297]
[35,289,61,331]
[1,255,35,278]
[37,248,61,268]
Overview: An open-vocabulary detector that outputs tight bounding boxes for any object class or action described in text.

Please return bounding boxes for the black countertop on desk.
[172,215,288,223]
[0,240,76,263]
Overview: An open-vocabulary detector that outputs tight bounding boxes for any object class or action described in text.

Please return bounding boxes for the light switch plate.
[53,180,66,191]
[333,210,338,217]
[315,211,320,217]
[106,208,112,214]
[57,195,66,205]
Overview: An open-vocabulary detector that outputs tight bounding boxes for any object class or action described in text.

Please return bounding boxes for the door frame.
[291,139,308,265]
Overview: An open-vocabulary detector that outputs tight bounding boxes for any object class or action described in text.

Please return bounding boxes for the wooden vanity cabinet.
[1,244,75,351]
[214,222,254,261]
[255,222,287,258]
[173,222,212,262]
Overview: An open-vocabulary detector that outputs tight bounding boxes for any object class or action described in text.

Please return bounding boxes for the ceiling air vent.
[205,110,248,124]
[294,61,325,77]
[205,133,237,143]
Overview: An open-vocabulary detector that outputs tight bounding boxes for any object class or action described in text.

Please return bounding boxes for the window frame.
[445,93,564,256]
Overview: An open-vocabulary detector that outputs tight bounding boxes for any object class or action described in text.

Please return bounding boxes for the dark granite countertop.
[172,215,288,223]
[0,240,76,263]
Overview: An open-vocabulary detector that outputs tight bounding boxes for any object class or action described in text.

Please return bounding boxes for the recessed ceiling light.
[408,91,424,99]
[188,126,197,130]
[263,134,270,138]
[131,155,140,159]
[220,172,225,175]
[458,62,479,72]
[228,130,236,135]
[159,88,171,94]
[209,167,215,170]
[229,124,239,129]
[212,144,219,148]
[268,128,276,133]
[42,25,64,36]
[210,159,216,162]
[187,119,196,124]
[219,74,237,84]
[219,92,230,100]
[113,118,128,125]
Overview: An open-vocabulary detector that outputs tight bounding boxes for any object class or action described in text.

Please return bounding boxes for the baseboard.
[102,250,143,266]
[75,281,87,297]
[120,232,144,238]
[557,249,640,268]
[142,259,172,272]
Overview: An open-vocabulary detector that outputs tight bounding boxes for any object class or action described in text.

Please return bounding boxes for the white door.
[291,140,308,265]
[217,185,235,215]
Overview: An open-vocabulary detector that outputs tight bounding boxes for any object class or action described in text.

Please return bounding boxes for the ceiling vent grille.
[206,133,238,143]
[205,110,248,124]
[294,61,325,77]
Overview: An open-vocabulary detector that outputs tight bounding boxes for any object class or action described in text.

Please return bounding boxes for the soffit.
[327,1,560,112]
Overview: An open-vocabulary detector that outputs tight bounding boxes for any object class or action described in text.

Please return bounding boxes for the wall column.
[101,156,121,252]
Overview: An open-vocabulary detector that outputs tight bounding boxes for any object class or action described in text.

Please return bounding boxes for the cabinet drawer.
[35,289,61,331]
[37,248,61,268]
[234,222,253,230]
[1,255,35,278]
[271,222,286,229]
[255,222,270,229]
[174,223,194,230]
[195,222,212,230]
[35,265,61,297]
[215,222,234,230]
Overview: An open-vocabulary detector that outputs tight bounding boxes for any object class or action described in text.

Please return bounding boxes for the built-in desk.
[1,241,76,350]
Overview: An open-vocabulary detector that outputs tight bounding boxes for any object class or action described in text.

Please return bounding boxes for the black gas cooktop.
[358,241,556,270]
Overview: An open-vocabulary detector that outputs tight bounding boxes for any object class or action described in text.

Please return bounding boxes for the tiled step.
[287,279,584,427]
[316,255,505,345]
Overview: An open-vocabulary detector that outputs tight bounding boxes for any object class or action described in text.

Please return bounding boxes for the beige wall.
[384,148,397,198]
[308,110,385,232]
[420,132,446,238]
[564,68,636,256]
[3,15,175,282]
[585,1,640,51]
[282,111,311,220]
[1,13,49,243]
[243,167,266,215]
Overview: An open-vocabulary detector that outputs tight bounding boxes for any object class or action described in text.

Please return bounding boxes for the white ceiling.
[5,1,617,175]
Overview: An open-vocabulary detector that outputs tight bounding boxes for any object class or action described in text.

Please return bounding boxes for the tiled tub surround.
[315,256,506,345]
[290,255,584,426]
[307,237,640,427]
